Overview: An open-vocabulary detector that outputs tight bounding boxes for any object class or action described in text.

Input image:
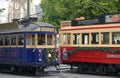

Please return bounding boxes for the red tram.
[59,14,120,74]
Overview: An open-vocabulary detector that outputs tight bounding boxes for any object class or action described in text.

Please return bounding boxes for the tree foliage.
[0,8,5,14]
[0,9,3,14]
[40,0,120,29]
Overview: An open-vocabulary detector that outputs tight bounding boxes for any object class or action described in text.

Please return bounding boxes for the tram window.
[67,33,71,44]
[82,33,89,44]
[18,35,24,45]
[91,33,99,44]
[59,34,62,45]
[63,34,67,44]
[4,35,10,46]
[47,34,52,45]
[63,33,71,45]
[112,32,120,44]
[73,33,80,44]
[38,34,45,45]
[11,35,17,46]
[101,32,109,44]
[0,36,3,46]
[32,35,35,45]
[26,34,30,45]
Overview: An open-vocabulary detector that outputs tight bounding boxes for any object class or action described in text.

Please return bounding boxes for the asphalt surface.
[0,64,120,78]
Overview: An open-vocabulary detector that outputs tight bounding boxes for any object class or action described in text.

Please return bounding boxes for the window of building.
[73,33,80,44]
[91,33,99,44]
[101,32,109,44]
[82,33,89,44]
[112,32,120,44]
[11,35,17,46]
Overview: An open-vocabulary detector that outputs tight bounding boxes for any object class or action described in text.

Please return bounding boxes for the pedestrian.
[53,58,60,70]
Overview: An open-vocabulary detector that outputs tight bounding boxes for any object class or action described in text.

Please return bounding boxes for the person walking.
[53,58,60,70]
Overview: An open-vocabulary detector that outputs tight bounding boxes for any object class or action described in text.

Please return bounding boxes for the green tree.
[40,0,120,29]
[0,8,5,14]
[0,9,3,14]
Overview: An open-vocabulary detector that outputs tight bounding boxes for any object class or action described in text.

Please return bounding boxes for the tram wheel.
[98,65,107,75]
[77,65,84,73]
[87,65,99,74]
[16,67,25,75]
[29,67,36,75]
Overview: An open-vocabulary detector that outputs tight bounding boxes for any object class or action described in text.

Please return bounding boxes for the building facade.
[8,0,36,22]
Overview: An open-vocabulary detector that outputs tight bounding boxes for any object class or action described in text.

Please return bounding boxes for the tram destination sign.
[105,14,120,23]
[71,19,101,26]
[41,27,54,32]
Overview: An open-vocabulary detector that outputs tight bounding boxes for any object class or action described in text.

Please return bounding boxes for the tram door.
[26,34,35,63]
[26,34,46,63]
[37,34,52,64]
[37,34,57,65]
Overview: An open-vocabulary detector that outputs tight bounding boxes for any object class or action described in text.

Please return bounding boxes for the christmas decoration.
[45,48,56,65]
[67,47,120,55]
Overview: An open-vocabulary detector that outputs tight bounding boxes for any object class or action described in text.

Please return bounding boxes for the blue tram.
[0,21,58,74]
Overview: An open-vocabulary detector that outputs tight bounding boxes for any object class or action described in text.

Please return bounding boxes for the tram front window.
[37,34,55,46]
[38,34,45,45]
[47,34,52,45]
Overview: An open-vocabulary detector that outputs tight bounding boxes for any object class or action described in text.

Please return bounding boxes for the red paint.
[60,47,120,64]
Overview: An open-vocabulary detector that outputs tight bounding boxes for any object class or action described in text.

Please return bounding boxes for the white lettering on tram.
[107,54,120,58]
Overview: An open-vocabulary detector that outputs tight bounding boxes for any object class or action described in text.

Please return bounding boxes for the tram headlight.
[39,58,42,61]
[39,50,42,52]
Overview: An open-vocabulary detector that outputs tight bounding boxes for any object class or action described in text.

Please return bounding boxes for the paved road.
[0,65,120,78]
[0,72,120,78]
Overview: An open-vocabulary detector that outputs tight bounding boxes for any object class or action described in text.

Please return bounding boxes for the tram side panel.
[60,47,120,64]
[26,48,58,67]
[0,47,25,65]
[26,48,47,67]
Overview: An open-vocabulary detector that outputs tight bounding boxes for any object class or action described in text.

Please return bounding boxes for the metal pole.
[27,0,30,17]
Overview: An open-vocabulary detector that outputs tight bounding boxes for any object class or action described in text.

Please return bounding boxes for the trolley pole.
[27,0,30,17]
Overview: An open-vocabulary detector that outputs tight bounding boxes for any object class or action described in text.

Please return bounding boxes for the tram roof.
[0,22,55,33]
[60,23,120,31]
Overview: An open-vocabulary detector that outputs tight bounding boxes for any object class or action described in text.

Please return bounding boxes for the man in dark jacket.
[53,58,60,70]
